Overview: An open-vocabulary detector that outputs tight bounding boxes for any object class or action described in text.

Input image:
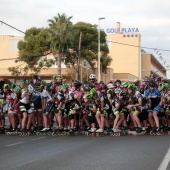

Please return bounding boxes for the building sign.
[106,28,139,34]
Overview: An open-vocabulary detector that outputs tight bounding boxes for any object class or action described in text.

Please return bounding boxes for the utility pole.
[77,32,82,80]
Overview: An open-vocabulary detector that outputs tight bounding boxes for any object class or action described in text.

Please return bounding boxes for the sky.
[1,0,170,77]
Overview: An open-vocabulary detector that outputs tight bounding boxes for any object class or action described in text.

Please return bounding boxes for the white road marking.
[32,137,46,141]
[6,142,24,147]
[158,147,170,170]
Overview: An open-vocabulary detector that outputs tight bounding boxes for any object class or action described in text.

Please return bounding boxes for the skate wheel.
[156,132,161,136]
[85,132,89,136]
[104,131,107,135]
[150,131,154,135]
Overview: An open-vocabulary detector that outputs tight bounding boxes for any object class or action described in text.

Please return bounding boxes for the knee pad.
[1,116,5,120]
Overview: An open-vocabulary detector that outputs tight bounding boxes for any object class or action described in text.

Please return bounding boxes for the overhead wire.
[1,20,170,52]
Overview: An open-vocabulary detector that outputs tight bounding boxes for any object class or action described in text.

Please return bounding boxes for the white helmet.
[107,83,114,89]
[27,85,34,93]
[115,88,121,94]
[89,74,96,79]
[134,79,139,83]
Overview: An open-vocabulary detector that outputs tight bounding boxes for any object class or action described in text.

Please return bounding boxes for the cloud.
[0,0,170,76]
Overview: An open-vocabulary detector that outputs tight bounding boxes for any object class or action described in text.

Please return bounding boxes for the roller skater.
[81,94,97,136]
[19,85,34,136]
[111,90,127,136]
[145,81,163,135]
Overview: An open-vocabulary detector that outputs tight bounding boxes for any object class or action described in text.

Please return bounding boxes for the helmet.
[89,74,96,79]
[133,79,139,86]
[155,77,161,82]
[134,79,139,83]
[95,85,102,91]
[83,81,89,85]
[73,80,82,87]
[99,81,104,85]
[84,86,91,92]
[27,85,34,93]
[160,83,168,91]
[148,81,156,88]
[90,88,97,96]
[107,80,114,84]
[59,83,69,90]
[122,82,128,88]
[33,74,40,80]
[62,83,69,89]
[14,86,22,94]
[107,89,113,94]
[11,83,16,89]
[35,83,43,91]
[139,82,146,87]
[119,90,127,96]
[127,83,136,90]
[51,75,56,79]
[56,75,63,80]
[83,94,92,99]
[115,88,121,94]
[115,80,121,84]
[107,83,115,89]
[100,83,107,90]
[144,77,149,82]
[3,84,9,89]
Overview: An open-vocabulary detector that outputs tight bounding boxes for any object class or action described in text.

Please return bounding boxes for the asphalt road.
[0,134,170,170]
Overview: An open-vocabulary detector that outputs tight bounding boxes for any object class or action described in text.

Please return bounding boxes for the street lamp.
[98,17,105,82]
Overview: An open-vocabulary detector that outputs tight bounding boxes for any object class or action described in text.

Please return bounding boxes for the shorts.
[33,102,42,112]
[138,109,148,121]
[14,102,20,114]
[44,102,55,115]
[113,108,119,115]
[3,103,13,113]
[147,104,162,113]
[19,102,32,114]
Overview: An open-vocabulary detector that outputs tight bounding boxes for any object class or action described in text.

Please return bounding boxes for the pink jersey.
[73,90,83,101]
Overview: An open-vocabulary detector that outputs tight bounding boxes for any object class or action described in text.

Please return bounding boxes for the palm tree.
[48,13,73,75]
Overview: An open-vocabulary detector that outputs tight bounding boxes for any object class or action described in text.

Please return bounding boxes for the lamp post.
[98,17,105,82]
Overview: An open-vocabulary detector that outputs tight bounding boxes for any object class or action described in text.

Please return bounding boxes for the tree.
[48,13,74,75]
[65,22,112,75]
[9,27,55,77]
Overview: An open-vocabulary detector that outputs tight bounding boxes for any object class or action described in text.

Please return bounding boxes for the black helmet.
[115,79,121,84]
[33,74,40,81]
[84,86,91,92]
[100,83,107,90]
[73,80,82,87]
[119,90,127,96]
[148,80,156,87]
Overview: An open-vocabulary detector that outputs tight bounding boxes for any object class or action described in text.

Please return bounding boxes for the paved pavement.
[0,134,170,170]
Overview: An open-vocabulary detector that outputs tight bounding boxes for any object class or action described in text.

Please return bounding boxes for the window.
[9,39,20,51]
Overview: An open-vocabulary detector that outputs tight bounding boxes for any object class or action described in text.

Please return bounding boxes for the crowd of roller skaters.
[0,73,170,136]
